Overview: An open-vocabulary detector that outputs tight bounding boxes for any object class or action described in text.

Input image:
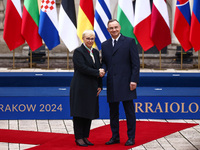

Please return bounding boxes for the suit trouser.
[109,100,136,139]
[73,117,92,140]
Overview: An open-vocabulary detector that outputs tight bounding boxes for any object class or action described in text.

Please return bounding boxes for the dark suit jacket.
[101,35,140,103]
[70,44,102,119]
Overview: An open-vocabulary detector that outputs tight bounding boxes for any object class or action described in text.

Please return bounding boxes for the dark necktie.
[114,40,117,47]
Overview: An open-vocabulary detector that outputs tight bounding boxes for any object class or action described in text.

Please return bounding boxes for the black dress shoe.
[125,138,135,146]
[105,137,120,145]
[83,138,94,146]
[75,140,88,147]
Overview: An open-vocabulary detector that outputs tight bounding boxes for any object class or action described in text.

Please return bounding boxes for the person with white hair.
[70,30,105,147]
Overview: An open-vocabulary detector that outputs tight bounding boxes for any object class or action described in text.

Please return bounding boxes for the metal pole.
[181,47,183,70]
[142,49,144,69]
[159,51,161,70]
[30,50,32,68]
[12,49,15,69]
[198,51,200,70]
[67,49,69,69]
[47,49,49,69]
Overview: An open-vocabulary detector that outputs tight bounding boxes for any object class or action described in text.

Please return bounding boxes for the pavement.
[0,119,199,150]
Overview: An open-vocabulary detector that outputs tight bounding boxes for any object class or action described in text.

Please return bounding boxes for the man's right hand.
[99,68,105,77]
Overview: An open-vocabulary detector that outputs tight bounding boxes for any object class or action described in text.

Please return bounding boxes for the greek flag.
[94,0,111,50]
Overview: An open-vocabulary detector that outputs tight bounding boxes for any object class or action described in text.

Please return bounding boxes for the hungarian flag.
[134,0,154,51]
[150,0,171,51]
[21,0,43,51]
[59,0,79,52]
[173,0,192,52]
[117,0,137,43]
[77,0,94,43]
[189,0,200,52]
[3,0,25,51]
[39,0,60,50]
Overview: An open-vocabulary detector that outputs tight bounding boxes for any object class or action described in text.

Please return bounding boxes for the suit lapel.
[106,39,113,55]
[81,44,96,67]
[112,35,125,55]
[93,50,99,68]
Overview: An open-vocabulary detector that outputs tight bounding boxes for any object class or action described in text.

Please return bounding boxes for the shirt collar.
[83,43,93,52]
[112,34,121,42]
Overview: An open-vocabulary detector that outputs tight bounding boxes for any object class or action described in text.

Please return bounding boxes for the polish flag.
[3,0,25,51]
[134,0,154,51]
[150,0,171,51]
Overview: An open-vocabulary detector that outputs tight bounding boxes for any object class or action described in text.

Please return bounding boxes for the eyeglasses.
[86,38,95,41]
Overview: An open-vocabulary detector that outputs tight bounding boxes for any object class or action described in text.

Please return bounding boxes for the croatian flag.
[173,0,192,52]
[39,0,60,50]
[189,0,200,52]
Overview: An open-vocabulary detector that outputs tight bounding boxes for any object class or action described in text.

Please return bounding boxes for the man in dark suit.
[101,19,140,146]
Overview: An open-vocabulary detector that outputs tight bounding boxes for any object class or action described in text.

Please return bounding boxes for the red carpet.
[0,121,198,150]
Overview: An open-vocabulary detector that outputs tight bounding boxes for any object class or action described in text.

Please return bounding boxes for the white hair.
[82,30,95,38]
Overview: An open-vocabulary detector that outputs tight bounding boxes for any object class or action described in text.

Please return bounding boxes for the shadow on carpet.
[0,121,198,150]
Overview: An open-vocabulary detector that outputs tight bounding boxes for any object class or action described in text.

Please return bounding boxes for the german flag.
[77,0,94,43]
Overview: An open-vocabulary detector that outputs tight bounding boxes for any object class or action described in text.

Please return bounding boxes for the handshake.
[99,68,105,77]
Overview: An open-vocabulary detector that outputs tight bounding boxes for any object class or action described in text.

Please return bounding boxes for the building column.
[0,0,5,30]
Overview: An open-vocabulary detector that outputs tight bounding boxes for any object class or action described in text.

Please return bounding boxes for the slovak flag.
[173,0,192,52]
[39,0,60,50]
[189,0,200,52]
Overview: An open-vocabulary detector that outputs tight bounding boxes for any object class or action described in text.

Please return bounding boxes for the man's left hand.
[130,82,137,91]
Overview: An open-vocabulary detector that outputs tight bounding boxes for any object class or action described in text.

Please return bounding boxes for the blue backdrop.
[0,72,200,119]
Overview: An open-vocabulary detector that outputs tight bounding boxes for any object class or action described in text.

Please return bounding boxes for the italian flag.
[77,0,94,43]
[134,0,154,51]
[117,0,137,43]
[21,0,43,51]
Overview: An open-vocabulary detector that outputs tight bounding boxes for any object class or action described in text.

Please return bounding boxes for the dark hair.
[107,19,120,26]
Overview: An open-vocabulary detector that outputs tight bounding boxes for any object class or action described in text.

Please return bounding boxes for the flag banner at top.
[117,0,138,43]
[134,0,154,51]
[189,0,200,52]
[59,0,79,52]
[150,0,171,51]
[77,0,94,43]
[94,0,111,50]
[21,0,43,51]
[3,0,25,51]
[39,0,60,50]
[173,0,192,52]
